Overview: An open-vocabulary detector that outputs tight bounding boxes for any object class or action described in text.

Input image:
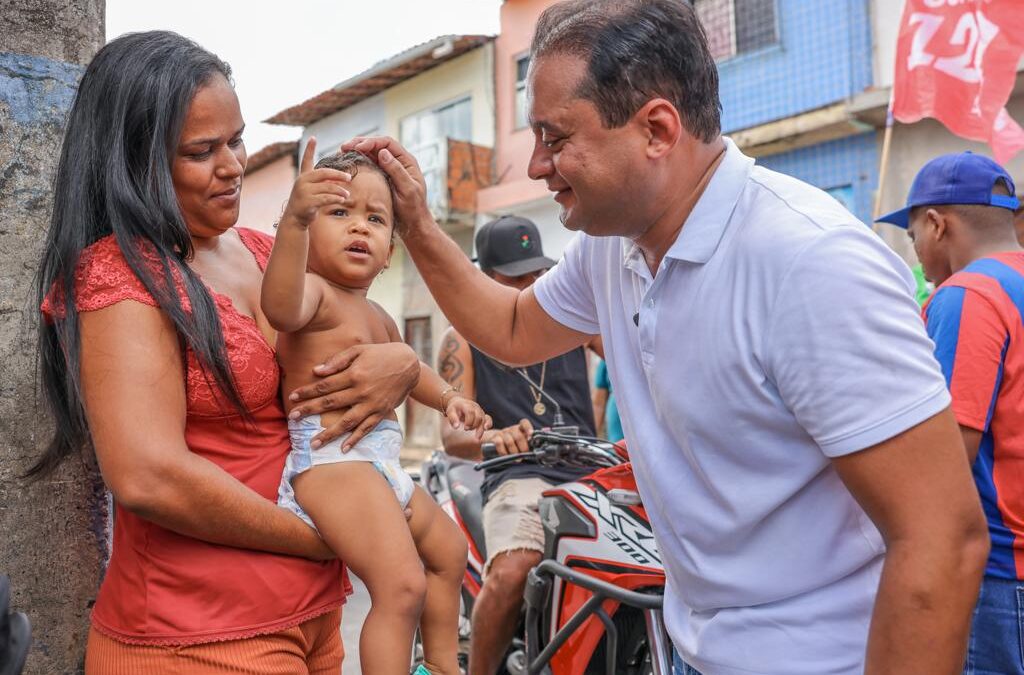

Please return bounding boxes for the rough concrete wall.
[0,1,104,66]
[1,3,106,674]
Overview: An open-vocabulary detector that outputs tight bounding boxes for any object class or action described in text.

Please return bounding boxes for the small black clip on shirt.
[633,311,640,327]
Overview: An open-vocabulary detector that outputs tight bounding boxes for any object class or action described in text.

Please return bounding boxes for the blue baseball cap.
[876,152,1020,229]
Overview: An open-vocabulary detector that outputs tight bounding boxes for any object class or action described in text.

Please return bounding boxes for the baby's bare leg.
[407,486,469,675]
[294,463,426,675]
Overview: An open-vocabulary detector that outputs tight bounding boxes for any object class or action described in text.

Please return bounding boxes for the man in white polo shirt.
[345,2,989,673]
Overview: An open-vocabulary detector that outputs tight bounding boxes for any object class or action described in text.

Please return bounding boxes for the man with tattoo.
[437,216,596,675]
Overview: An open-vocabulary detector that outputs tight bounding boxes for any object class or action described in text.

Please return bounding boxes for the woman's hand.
[287,342,421,449]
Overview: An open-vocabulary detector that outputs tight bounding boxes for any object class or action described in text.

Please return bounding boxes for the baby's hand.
[445,396,493,439]
[280,137,351,230]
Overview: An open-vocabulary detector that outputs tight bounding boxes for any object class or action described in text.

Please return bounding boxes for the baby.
[262,140,490,675]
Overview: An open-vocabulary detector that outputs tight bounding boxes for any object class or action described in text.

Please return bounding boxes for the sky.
[105,1,503,152]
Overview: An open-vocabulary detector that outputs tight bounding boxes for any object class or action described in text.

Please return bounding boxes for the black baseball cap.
[474,216,556,276]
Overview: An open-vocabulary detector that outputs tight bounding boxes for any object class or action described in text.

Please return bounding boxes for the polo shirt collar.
[621,137,753,272]
[665,137,753,264]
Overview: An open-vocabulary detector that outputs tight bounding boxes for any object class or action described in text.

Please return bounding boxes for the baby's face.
[307,170,395,289]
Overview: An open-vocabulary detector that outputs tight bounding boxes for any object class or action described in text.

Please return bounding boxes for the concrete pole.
[1,2,106,674]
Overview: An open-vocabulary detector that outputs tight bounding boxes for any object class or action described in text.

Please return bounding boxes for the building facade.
[477,0,573,257]
[868,0,1024,260]
[480,0,1024,269]
[479,0,883,262]
[716,0,877,222]
[266,36,496,448]
[239,141,298,236]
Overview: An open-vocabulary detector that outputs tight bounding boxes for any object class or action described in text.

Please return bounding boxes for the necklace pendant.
[533,402,547,416]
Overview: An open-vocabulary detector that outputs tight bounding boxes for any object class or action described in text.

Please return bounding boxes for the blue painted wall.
[718,0,873,133]
[0,52,83,127]
[757,131,879,224]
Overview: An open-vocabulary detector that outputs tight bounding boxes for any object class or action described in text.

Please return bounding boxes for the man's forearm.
[401,217,523,360]
[865,539,987,674]
[126,448,331,560]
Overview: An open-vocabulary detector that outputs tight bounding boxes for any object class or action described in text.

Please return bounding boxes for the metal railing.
[524,560,670,675]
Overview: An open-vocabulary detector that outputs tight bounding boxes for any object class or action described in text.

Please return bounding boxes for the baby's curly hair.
[314,150,398,230]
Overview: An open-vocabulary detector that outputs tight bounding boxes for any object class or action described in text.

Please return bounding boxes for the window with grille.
[400,97,473,151]
[694,0,778,62]
[514,55,530,130]
[399,97,472,211]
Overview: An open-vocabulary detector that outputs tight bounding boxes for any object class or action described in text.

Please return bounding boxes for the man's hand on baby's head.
[280,137,353,230]
[445,396,493,440]
[341,136,433,234]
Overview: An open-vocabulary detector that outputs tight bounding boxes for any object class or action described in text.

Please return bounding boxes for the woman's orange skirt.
[84,609,343,674]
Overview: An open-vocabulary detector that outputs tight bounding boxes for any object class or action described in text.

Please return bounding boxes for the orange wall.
[238,155,296,235]
[480,0,559,213]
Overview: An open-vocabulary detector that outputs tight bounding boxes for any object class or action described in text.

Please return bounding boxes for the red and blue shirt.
[923,251,1024,580]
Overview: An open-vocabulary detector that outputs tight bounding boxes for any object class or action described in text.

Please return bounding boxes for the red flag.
[893,0,1024,165]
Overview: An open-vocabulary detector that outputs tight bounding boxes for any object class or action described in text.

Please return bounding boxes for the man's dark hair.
[911,179,1017,233]
[531,0,721,142]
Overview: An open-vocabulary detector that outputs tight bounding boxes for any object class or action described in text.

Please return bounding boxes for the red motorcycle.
[417,428,670,675]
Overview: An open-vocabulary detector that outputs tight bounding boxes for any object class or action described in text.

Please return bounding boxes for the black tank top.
[471,345,596,503]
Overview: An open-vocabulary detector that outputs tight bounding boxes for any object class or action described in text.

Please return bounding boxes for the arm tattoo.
[438,335,465,384]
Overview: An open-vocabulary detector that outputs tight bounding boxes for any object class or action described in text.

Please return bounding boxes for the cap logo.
[520,234,532,250]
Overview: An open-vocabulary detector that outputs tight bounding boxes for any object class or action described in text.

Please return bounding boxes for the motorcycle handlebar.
[481,442,499,462]
[474,431,622,472]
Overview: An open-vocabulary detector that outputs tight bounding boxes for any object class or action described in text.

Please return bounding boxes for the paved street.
[341,574,372,674]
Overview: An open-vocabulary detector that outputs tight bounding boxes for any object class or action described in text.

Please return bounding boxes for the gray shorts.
[482,477,549,578]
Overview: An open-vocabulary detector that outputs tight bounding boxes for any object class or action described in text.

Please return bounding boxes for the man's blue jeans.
[964,575,1024,675]
[673,649,703,675]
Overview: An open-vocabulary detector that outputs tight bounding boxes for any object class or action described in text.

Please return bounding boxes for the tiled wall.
[757,131,879,224]
[717,0,872,133]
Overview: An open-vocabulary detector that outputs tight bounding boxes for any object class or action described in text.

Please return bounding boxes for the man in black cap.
[437,215,596,675]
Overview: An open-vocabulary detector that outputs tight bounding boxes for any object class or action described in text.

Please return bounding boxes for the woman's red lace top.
[42,228,349,645]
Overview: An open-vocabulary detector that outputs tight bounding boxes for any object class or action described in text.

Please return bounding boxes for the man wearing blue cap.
[878,152,1024,674]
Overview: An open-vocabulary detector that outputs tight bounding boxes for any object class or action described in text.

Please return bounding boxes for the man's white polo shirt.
[533,138,950,675]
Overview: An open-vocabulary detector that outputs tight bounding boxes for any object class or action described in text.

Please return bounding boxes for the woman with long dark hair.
[35,30,419,673]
